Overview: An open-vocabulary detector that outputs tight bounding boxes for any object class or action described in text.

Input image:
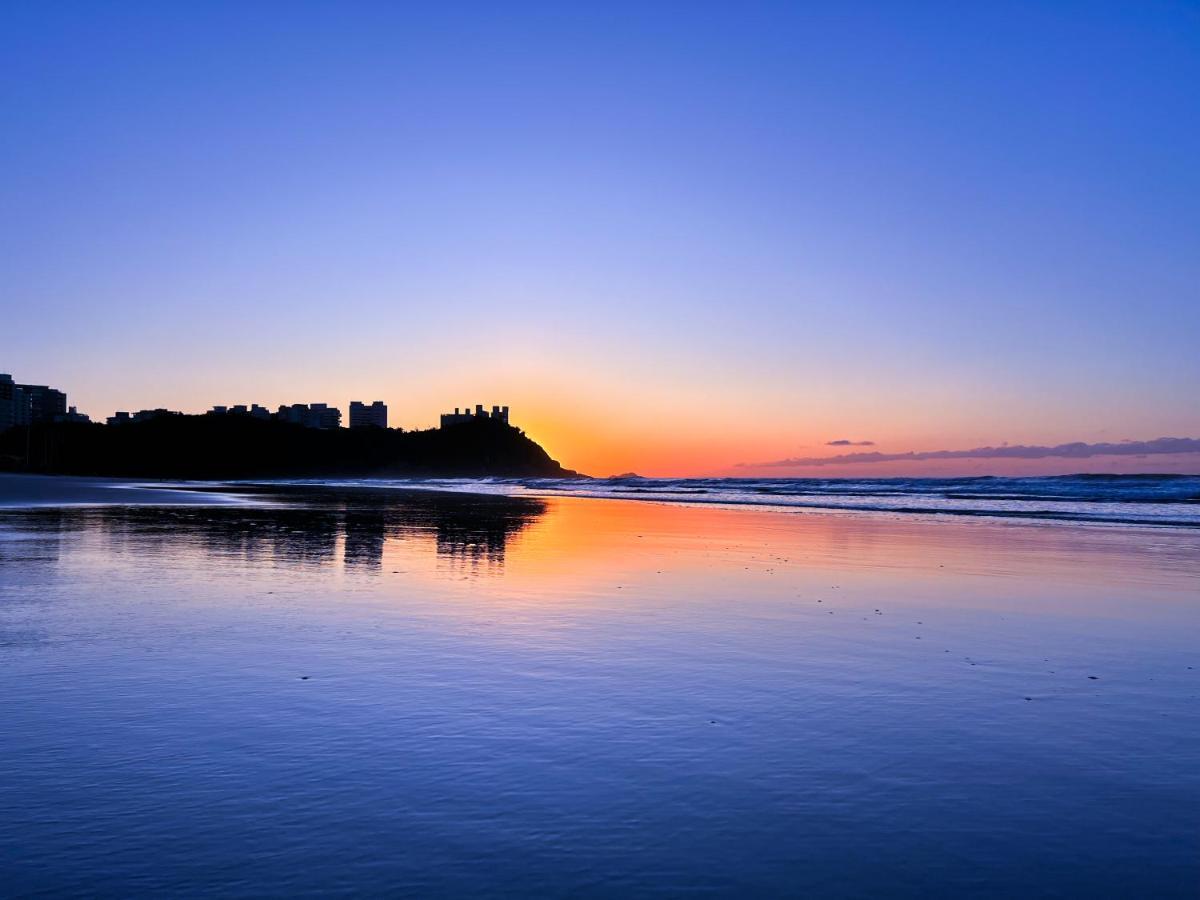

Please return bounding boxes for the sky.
[3,1,1198,477]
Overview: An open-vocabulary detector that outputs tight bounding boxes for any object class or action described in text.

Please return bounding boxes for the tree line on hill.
[0,414,578,479]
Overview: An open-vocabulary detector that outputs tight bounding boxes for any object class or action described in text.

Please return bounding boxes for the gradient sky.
[3,2,1198,476]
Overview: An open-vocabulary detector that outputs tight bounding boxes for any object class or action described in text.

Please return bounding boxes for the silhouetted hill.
[0,416,579,479]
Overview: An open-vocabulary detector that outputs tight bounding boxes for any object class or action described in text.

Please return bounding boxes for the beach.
[0,473,254,507]
[1,476,1197,896]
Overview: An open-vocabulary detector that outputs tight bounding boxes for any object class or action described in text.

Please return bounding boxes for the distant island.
[0,414,579,479]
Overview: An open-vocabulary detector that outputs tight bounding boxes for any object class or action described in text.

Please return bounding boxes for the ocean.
[252,473,1200,528]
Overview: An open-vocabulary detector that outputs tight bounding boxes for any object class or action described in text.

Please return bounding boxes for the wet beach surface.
[0,473,255,508]
[1,480,1197,896]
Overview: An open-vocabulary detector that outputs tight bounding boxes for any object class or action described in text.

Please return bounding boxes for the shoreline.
[234,474,1200,530]
[0,473,254,508]
[2,471,1198,533]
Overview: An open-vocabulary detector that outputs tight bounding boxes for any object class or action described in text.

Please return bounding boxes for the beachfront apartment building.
[23,384,67,424]
[0,375,17,431]
[0,373,69,432]
[350,401,387,429]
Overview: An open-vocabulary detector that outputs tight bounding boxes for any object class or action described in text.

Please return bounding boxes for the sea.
[252,473,1200,528]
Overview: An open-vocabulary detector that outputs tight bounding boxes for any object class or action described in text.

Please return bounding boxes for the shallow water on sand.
[1,485,1198,897]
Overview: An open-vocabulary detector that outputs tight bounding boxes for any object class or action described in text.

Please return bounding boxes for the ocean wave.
[248,475,1200,528]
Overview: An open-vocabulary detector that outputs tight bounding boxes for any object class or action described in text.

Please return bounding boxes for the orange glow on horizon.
[523,417,1200,479]
[54,369,1200,479]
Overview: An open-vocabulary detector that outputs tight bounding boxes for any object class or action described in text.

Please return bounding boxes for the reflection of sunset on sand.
[499,497,1199,614]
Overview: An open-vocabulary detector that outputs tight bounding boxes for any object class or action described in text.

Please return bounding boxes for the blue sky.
[3,2,1197,474]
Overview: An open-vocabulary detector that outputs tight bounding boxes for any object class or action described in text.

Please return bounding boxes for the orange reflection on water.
[487,497,1200,621]
[12,490,1198,627]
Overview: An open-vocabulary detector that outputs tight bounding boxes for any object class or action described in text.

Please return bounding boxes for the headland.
[0,414,578,480]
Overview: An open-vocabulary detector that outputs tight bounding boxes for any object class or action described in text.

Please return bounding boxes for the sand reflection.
[0,487,547,577]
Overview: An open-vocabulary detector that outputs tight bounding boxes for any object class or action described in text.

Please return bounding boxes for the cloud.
[826,439,875,446]
[739,437,1200,468]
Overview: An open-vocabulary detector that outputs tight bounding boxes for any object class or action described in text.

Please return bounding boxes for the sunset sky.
[4,3,1198,476]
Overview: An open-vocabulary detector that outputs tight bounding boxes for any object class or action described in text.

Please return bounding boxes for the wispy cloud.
[740,437,1200,468]
[826,439,875,446]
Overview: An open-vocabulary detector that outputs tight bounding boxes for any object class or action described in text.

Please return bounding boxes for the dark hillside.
[0,415,578,479]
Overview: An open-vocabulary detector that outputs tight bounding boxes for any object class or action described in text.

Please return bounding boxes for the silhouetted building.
[54,406,91,424]
[440,404,509,428]
[209,403,274,420]
[310,404,341,429]
[136,410,175,424]
[277,403,341,429]
[0,374,18,432]
[104,408,180,425]
[18,383,67,424]
[350,401,387,429]
[1,373,73,431]
[277,404,305,426]
[104,408,181,425]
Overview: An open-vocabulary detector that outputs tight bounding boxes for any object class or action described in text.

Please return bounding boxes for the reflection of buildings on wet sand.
[342,508,387,570]
[433,516,514,571]
[338,491,542,571]
[0,487,546,575]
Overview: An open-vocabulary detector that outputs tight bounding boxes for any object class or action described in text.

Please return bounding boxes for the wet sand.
[0,473,250,507]
[0,485,1197,896]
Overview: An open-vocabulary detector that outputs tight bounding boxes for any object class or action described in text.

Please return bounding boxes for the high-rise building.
[0,372,15,432]
[308,404,341,429]
[349,401,387,429]
[17,383,67,424]
[1,374,70,431]
[0,374,17,432]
